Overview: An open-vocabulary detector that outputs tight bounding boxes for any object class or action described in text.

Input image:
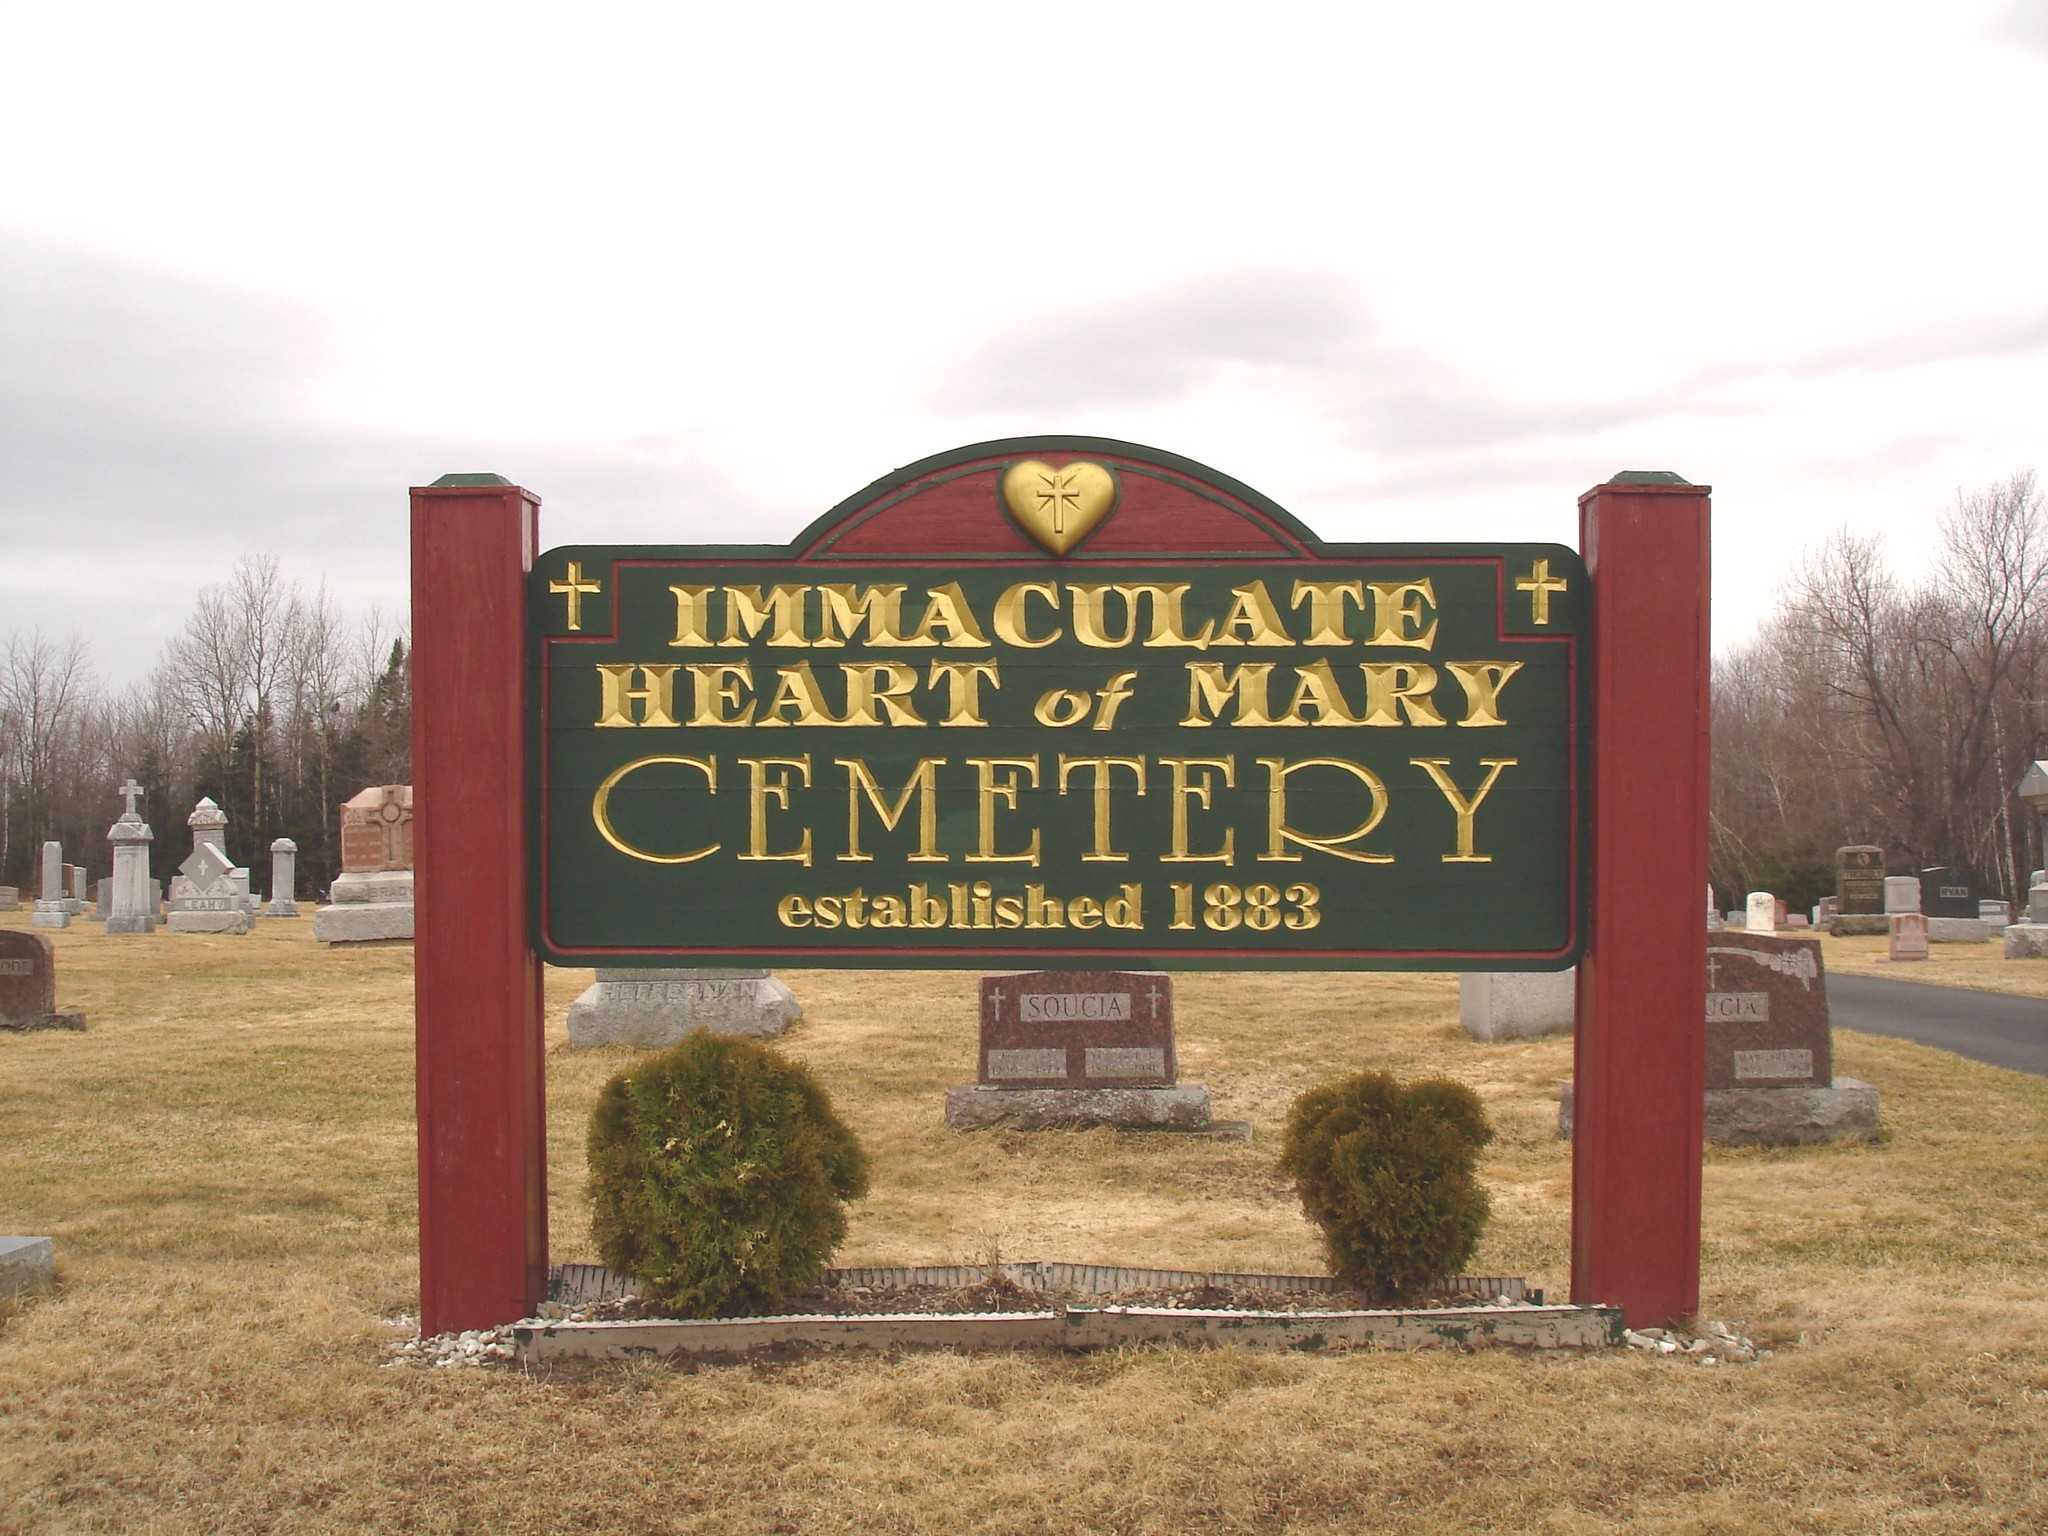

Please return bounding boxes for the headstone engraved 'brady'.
[566,967,799,1047]
[31,842,68,930]
[1564,929,1877,1145]
[314,786,416,944]
[944,971,1222,1131]
[0,930,85,1032]
[165,799,253,935]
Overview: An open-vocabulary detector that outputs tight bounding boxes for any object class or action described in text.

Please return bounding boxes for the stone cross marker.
[978,970,1177,1087]
[1704,931,1830,1088]
[0,930,85,1032]
[106,784,158,935]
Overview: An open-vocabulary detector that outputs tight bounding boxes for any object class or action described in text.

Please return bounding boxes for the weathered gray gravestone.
[30,842,68,930]
[0,1237,56,1298]
[566,968,799,1046]
[106,778,158,935]
[945,971,1229,1132]
[1745,891,1777,936]
[0,929,85,1031]
[1884,876,1921,915]
[1830,845,1887,935]
[1561,931,1877,1145]
[266,838,299,918]
[1459,968,1575,1041]
[165,799,253,935]
[0,887,18,911]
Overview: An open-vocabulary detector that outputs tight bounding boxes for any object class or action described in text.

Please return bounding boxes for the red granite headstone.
[340,785,414,873]
[1703,930,1830,1089]
[978,971,1175,1087]
[0,930,82,1031]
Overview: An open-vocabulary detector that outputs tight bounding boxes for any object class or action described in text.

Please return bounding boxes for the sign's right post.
[1572,474,1712,1328]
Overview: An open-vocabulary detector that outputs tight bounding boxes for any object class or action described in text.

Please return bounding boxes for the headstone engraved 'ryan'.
[0,931,85,1032]
[945,971,1233,1133]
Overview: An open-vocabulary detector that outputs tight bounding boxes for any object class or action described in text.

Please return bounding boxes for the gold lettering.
[595,664,679,728]
[754,661,837,726]
[907,581,990,647]
[739,756,812,864]
[1161,757,1236,864]
[967,756,1041,863]
[1068,585,1140,648]
[591,756,719,863]
[838,757,947,863]
[815,585,912,646]
[1207,580,1295,646]
[1361,664,1446,727]
[992,582,1061,648]
[1258,757,1393,864]
[1057,755,1147,863]
[668,586,715,647]
[1280,660,1365,726]
[1411,758,1515,862]
[840,663,924,726]
[1446,661,1523,727]
[1182,663,1278,726]
[686,664,755,726]
[928,660,1001,726]
[1290,581,1366,645]
[1132,583,1217,648]
[1365,580,1438,648]
[719,585,810,646]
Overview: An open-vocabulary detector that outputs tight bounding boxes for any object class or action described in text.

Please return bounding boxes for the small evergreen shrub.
[1278,1070,1494,1302]
[586,1032,869,1317]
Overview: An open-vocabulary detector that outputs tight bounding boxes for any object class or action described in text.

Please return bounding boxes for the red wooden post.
[1571,475,1712,1328]
[411,475,548,1336]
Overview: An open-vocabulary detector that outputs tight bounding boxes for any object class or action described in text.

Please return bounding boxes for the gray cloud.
[0,236,785,684]
[1995,1,2048,59]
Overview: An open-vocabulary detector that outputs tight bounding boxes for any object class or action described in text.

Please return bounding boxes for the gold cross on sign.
[549,561,603,631]
[1515,558,1569,625]
[1032,469,1087,535]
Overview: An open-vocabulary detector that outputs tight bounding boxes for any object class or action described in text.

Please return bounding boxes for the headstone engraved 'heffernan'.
[31,842,68,930]
[944,971,1222,1131]
[165,798,253,934]
[1563,930,1878,1145]
[566,968,799,1047]
[0,931,85,1032]
[1917,867,1990,943]
[314,786,416,944]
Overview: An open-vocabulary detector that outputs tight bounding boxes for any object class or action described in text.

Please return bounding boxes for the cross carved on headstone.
[119,779,144,817]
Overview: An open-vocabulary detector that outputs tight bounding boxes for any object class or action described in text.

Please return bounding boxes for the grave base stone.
[1828,914,1889,936]
[1924,917,1991,944]
[0,1236,56,1298]
[2003,925,2048,960]
[314,870,415,945]
[29,902,69,931]
[566,968,799,1047]
[1459,968,1575,1041]
[944,1084,1213,1131]
[1559,1078,1879,1146]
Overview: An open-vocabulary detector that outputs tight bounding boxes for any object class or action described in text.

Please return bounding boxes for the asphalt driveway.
[1827,972,2048,1077]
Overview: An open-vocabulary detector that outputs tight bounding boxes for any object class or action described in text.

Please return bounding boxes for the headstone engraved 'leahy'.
[0,930,85,1032]
[566,968,799,1047]
[165,798,253,935]
[1562,931,1877,1145]
[944,971,1232,1133]
[314,786,416,944]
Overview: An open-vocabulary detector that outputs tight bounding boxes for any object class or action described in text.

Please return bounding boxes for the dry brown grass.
[3,910,2046,1534]
[1820,931,2048,999]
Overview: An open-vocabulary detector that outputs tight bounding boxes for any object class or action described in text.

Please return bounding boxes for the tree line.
[0,555,410,896]
[1712,471,2047,913]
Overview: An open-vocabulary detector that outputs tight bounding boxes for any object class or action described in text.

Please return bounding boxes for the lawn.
[2,913,2045,1534]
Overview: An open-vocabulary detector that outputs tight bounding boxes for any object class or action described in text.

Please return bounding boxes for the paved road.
[1827,973,2048,1077]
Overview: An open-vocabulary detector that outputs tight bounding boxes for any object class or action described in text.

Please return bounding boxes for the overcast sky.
[3,2,2045,686]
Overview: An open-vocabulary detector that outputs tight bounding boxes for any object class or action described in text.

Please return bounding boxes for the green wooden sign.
[529,439,1588,969]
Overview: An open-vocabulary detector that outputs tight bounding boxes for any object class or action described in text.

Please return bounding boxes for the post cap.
[429,473,514,488]
[1607,470,1691,485]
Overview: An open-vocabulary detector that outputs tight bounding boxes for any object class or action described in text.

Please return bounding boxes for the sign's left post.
[411,476,548,1336]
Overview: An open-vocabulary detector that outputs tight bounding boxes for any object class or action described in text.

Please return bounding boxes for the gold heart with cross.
[1000,460,1119,556]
